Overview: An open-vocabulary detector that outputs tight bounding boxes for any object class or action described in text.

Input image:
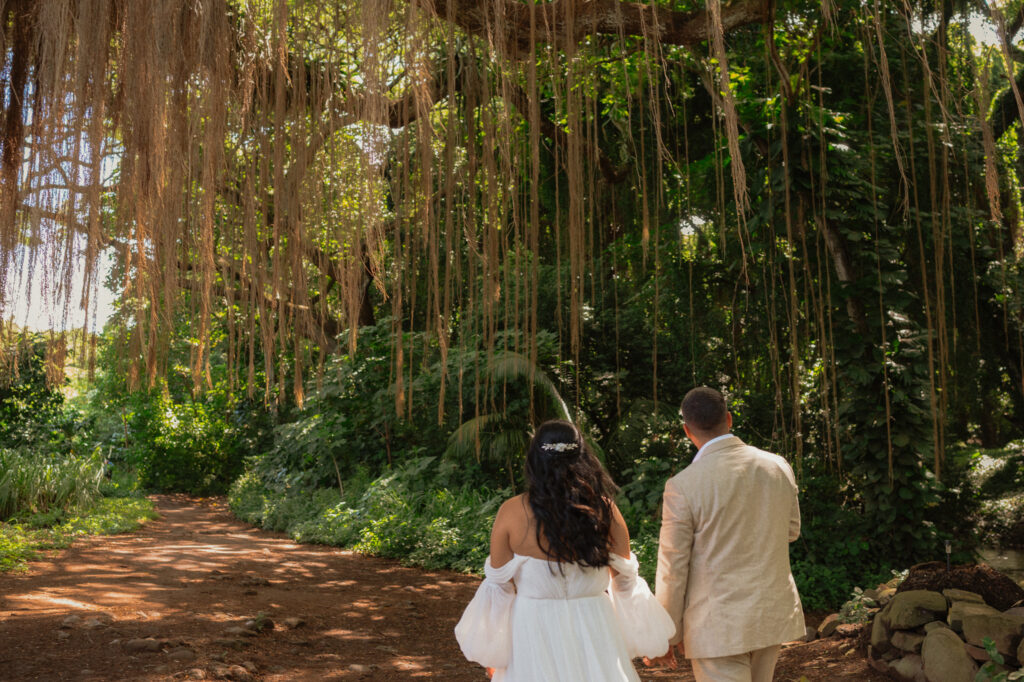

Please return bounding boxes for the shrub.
[126,393,248,494]
[0,448,104,521]
[228,456,505,573]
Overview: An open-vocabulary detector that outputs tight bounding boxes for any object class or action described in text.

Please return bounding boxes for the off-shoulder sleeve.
[454,556,526,668]
[608,553,675,659]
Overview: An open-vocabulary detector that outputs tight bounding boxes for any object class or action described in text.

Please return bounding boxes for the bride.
[455,420,674,681]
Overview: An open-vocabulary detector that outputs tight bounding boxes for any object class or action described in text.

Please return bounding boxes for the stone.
[56,631,70,640]
[240,661,257,673]
[348,664,371,674]
[61,615,82,628]
[185,670,206,680]
[124,638,164,653]
[817,614,839,638]
[921,628,978,682]
[81,617,108,630]
[223,626,258,637]
[943,589,985,605]
[890,654,926,682]
[891,630,926,653]
[167,647,196,663]
[964,644,990,662]
[868,657,891,674]
[803,625,817,642]
[948,601,1000,631]
[224,665,254,681]
[864,588,881,601]
[962,612,1024,657]
[871,610,893,655]
[282,617,306,629]
[924,621,952,633]
[835,624,861,638]
[1019,636,1024,666]
[243,617,273,632]
[1005,607,1024,619]
[888,590,948,629]
[878,587,898,605]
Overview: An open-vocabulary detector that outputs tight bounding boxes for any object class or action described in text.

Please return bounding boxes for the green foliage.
[975,637,1024,682]
[965,441,1024,548]
[836,587,876,624]
[0,336,92,456]
[0,448,104,521]
[0,496,157,572]
[788,473,895,610]
[251,323,457,492]
[124,393,245,494]
[229,456,507,573]
[836,570,906,624]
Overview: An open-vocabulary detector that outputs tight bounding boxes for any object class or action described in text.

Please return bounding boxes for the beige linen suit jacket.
[654,435,804,660]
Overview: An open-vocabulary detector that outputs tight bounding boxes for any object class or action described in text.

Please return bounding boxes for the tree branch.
[428,0,772,56]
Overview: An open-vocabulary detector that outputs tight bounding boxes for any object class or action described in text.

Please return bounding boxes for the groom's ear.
[682,423,696,446]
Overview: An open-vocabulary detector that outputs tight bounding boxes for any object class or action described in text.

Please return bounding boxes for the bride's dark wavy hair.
[525,420,618,567]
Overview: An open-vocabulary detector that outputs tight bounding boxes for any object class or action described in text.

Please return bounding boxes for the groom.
[648,387,804,682]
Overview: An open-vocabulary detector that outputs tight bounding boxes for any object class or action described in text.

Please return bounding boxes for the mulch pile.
[897,561,1024,610]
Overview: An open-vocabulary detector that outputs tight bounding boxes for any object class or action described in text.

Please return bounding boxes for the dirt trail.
[0,496,885,681]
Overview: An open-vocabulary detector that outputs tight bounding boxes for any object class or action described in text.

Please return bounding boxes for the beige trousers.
[689,644,782,682]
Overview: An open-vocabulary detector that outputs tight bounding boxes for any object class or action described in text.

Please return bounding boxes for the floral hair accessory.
[541,441,579,453]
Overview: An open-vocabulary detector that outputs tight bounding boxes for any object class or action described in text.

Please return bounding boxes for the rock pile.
[862,587,1024,681]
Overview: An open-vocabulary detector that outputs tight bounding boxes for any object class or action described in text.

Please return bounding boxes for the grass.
[0,496,158,572]
[0,448,104,521]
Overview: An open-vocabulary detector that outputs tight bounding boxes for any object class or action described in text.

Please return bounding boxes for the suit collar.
[692,433,741,464]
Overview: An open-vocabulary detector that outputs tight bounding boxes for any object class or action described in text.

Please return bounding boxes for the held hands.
[642,641,684,669]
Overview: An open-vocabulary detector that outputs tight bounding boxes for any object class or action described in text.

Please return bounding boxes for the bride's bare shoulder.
[498,493,528,517]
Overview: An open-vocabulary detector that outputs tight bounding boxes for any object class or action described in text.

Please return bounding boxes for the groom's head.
[680,387,731,445]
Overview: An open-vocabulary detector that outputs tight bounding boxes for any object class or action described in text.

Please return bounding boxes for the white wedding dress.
[455,552,674,681]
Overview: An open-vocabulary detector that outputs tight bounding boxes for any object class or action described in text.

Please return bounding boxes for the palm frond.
[487,351,570,421]
[443,413,505,463]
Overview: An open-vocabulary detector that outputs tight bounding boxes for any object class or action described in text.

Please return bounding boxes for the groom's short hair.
[681,387,729,433]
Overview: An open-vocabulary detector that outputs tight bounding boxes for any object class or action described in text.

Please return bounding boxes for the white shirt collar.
[692,433,733,464]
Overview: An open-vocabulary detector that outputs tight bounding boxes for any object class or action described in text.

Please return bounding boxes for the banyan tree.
[2,0,1024,539]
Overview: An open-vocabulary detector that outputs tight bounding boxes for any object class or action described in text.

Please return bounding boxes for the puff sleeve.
[608,553,675,659]
[454,555,525,668]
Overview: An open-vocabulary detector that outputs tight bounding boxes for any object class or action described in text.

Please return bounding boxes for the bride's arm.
[489,496,521,568]
[608,500,631,576]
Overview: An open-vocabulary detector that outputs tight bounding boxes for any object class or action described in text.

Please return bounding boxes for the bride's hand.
[642,642,681,669]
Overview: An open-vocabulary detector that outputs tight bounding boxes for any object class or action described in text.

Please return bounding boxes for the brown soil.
[898,560,1024,610]
[0,495,890,681]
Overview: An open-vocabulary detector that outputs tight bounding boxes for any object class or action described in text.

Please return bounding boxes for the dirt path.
[0,496,887,681]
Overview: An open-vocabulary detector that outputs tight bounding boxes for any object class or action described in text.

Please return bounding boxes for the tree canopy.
[1,0,1023,529]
